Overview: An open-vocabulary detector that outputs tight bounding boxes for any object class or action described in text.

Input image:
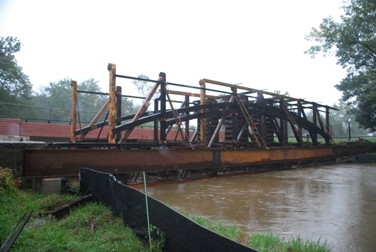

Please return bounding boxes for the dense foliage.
[0,36,32,118]
[31,78,137,123]
[329,100,368,137]
[305,0,376,130]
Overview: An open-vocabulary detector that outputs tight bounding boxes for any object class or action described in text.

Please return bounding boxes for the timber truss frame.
[70,63,337,149]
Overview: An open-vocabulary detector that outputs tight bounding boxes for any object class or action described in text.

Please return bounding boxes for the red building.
[0,118,212,143]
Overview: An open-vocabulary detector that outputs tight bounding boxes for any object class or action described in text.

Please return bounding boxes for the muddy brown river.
[144,163,376,252]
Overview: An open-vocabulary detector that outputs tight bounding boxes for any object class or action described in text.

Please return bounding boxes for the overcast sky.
[1,0,345,106]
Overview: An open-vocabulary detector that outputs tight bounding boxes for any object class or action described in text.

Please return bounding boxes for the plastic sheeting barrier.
[79,168,257,252]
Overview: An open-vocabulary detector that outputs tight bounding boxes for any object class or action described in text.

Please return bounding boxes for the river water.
[144,163,376,252]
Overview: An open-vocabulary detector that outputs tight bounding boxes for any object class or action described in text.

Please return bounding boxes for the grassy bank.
[1,168,331,252]
[188,214,331,252]
[1,191,331,252]
[0,190,148,251]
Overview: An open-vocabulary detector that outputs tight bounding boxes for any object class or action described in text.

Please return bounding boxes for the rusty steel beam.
[46,195,92,219]
[23,147,338,178]
[220,148,333,167]
[333,144,376,157]
[1,211,33,252]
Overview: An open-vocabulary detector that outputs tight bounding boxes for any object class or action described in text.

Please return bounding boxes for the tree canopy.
[31,78,137,123]
[0,36,32,117]
[132,74,153,97]
[305,0,376,131]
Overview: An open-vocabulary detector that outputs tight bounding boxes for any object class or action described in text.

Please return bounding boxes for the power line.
[0,102,102,114]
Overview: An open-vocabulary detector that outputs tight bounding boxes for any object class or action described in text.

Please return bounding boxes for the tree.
[25,86,49,120]
[305,0,376,130]
[132,74,153,97]
[31,78,136,123]
[75,78,109,123]
[43,78,74,122]
[0,36,32,117]
[329,100,368,137]
[131,74,155,112]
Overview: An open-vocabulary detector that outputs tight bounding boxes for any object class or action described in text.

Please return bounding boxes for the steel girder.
[23,147,335,178]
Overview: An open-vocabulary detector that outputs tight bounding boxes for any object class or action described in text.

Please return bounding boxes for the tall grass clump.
[0,166,16,194]
[12,203,148,252]
[182,210,331,252]
[0,185,149,252]
[248,233,331,252]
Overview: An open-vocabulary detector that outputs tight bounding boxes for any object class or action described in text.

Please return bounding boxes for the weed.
[149,224,166,252]
[0,166,16,194]
[38,193,77,212]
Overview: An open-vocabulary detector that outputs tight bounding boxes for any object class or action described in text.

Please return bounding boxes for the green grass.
[0,188,148,252]
[248,232,330,252]
[186,212,331,252]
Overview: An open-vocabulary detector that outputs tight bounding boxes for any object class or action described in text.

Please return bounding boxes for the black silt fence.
[79,168,257,252]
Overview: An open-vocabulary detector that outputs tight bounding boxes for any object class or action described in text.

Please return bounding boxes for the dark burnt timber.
[22,64,376,178]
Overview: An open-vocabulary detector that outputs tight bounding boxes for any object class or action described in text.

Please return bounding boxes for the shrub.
[0,166,15,193]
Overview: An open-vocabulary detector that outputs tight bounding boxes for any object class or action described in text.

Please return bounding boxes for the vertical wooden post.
[257,92,265,140]
[154,98,159,143]
[108,63,116,144]
[159,72,167,142]
[185,95,190,141]
[297,100,302,139]
[199,79,206,143]
[312,104,318,145]
[280,98,288,145]
[70,80,77,143]
[325,107,330,137]
[116,86,122,142]
[118,73,161,144]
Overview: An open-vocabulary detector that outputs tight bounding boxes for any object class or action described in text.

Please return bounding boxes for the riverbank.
[0,190,331,252]
[1,168,331,252]
[0,188,148,251]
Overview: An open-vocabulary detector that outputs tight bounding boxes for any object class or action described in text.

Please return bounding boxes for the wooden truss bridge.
[23,63,376,179]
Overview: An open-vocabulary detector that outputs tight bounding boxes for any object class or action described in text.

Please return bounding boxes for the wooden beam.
[78,100,110,141]
[199,79,206,143]
[70,80,77,143]
[119,74,162,143]
[203,78,302,101]
[158,89,218,99]
[108,63,116,144]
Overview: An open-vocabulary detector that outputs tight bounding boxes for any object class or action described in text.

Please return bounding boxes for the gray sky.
[0,0,345,106]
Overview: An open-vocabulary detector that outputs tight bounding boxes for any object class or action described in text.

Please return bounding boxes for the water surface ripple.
[145,164,376,252]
